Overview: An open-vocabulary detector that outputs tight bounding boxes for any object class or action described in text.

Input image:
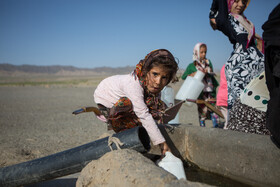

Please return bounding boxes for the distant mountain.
[0,63,135,75]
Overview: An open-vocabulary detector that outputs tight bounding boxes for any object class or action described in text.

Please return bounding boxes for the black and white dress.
[210,0,264,109]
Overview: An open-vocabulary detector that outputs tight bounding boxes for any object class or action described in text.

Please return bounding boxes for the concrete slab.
[183,125,280,187]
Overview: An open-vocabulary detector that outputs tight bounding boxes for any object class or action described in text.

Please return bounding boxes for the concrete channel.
[150,124,280,187]
[15,124,280,187]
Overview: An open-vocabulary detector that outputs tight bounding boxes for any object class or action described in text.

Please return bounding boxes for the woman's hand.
[159,142,171,156]
[210,18,217,30]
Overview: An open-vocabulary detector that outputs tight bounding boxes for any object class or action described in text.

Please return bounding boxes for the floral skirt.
[98,97,142,132]
[227,99,270,135]
[225,44,265,109]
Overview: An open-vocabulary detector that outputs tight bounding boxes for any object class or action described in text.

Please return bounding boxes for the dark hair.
[142,54,179,84]
[200,43,207,51]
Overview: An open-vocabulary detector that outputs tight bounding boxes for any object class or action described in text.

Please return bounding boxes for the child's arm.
[182,63,197,79]
[181,69,188,80]
[207,59,214,73]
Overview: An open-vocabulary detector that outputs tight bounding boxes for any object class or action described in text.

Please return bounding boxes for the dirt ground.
[0,81,216,168]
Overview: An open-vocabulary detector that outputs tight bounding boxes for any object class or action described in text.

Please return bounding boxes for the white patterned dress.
[225,15,264,109]
[210,0,264,109]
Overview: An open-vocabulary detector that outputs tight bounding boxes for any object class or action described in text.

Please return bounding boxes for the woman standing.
[209,0,264,109]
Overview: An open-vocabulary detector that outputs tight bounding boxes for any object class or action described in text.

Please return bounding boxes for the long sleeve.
[94,74,165,145]
[181,68,189,80]
[209,0,237,44]
[217,65,228,107]
[182,63,197,80]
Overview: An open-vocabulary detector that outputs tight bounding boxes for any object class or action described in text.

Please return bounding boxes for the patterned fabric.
[182,49,219,122]
[193,44,213,92]
[227,0,264,53]
[227,99,270,135]
[134,60,146,87]
[133,49,176,87]
[193,43,208,63]
[197,92,216,121]
[133,49,176,123]
[182,60,219,97]
[240,71,269,112]
[107,97,142,132]
[144,93,166,123]
[227,0,264,52]
[225,14,265,109]
[231,14,264,53]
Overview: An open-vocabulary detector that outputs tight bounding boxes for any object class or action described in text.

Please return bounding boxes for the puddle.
[185,164,252,187]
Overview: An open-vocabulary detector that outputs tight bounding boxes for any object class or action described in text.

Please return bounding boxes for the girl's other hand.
[159,142,171,156]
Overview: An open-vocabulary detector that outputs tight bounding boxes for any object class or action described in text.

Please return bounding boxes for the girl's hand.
[159,142,171,156]
[210,18,217,30]
[197,66,205,73]
[205,66,211,74]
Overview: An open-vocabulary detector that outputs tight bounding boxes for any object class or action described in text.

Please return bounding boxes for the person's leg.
[219,106,228,129]
[198,104,207,127]
[210,113,219,128]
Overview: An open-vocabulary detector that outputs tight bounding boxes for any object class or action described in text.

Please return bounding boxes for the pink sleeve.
[124,78,165,145]
[216,65,228,107]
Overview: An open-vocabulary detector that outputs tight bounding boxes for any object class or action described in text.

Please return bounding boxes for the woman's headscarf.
[134,49,176,87]
[193,43,211,71]
[193,43,207,63]
[193,43,214,92]
[133,49,176,123]
[227,0,250,14]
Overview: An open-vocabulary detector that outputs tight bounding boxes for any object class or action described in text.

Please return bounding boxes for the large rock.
[76,149,209,187]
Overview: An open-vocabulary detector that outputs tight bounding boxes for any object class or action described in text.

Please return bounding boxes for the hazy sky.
[0,0,279,70]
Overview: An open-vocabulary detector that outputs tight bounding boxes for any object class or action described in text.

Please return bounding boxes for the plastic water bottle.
[157,152,187,180]
[175,70,205,106]
[161,86,179,124]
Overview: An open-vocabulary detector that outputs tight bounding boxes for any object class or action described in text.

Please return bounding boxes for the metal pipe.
[0,126,150,187]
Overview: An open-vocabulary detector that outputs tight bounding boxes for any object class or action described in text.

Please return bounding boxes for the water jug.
[161,86,179,124]
[157,152,187,180]
[175,70,205,106]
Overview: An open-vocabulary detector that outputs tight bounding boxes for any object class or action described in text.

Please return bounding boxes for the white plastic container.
[157,152,187,180]
[161,86,179,124]
[175,70,205,106]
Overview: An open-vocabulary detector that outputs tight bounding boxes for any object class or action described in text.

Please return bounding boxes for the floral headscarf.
[134,49,176,87]
[133,49,176,123]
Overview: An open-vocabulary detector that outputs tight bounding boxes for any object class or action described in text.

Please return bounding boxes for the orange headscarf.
[133,49,176,123]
